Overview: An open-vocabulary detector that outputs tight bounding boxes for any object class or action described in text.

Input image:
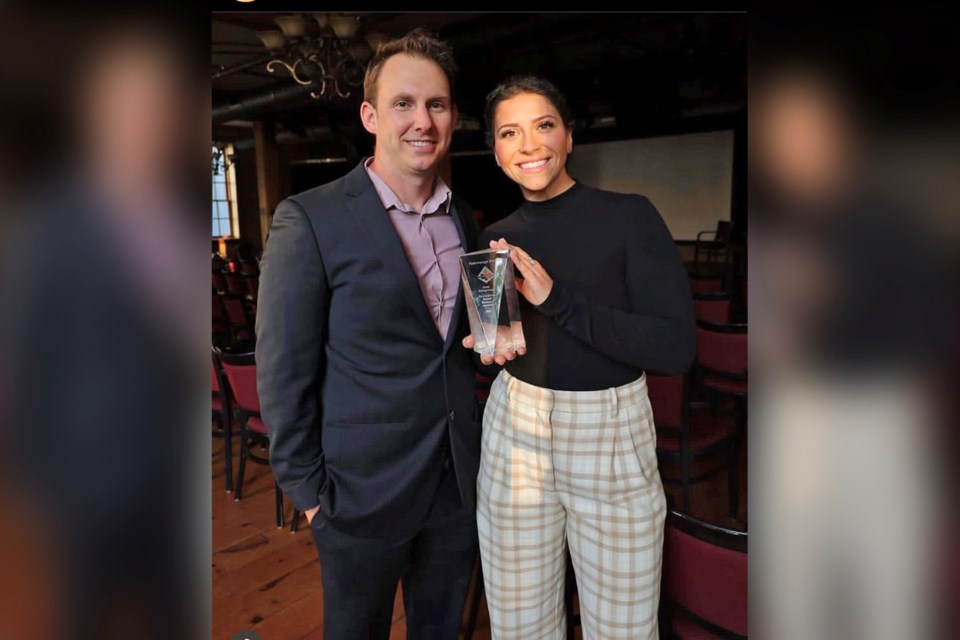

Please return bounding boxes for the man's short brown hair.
[362,27,457,106]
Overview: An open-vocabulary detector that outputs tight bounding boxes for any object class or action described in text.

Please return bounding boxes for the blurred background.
[0,3,210,640]
[750,11,959,640]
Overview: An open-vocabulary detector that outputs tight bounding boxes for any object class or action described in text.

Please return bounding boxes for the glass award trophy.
[459,248,526,357]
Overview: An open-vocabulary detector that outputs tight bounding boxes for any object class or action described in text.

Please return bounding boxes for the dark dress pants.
[310,458,478,640]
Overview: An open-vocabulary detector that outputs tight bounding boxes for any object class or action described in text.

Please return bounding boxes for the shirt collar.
[364,157,451,216]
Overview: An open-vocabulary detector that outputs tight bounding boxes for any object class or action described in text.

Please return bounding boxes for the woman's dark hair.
[483,75,575,148]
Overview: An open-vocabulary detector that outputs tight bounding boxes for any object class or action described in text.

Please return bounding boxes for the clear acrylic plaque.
[459,248,526,357]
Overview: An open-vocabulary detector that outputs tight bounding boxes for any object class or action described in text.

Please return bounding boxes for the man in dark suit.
[255,29,482,639]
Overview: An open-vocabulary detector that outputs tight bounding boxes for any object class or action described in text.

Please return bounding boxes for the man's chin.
[405,158,441,174]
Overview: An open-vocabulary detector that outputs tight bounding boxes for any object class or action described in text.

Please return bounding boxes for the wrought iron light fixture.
[212,145,223,175]
[256,13,388,101]
[212,144,232,175]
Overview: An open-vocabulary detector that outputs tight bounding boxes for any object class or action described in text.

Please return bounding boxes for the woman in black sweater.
[468,75,695,639]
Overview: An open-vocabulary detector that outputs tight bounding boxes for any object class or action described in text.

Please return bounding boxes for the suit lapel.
[441,200,470,354]
[448,197,469,251]
[345,165,441,340]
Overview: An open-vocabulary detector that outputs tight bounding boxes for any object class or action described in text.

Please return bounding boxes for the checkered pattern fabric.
[477,369,667,639]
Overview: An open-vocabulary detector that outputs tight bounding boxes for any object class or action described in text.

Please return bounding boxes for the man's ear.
[360,101,377,135]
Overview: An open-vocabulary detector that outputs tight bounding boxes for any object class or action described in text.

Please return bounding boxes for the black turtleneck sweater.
[478,182,696,391]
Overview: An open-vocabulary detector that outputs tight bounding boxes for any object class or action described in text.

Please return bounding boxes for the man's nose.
[412,104,433,131]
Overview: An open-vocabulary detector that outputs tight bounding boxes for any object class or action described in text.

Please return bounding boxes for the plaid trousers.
[477,369,666,640]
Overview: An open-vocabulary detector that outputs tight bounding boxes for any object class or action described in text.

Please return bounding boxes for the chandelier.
[213,145,226,176]
[256,13,388,101]
[212,144,233,176]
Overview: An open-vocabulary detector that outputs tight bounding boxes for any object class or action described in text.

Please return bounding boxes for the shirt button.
[448,410,455,422]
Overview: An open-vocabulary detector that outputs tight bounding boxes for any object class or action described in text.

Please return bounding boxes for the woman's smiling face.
[492,91,574,201]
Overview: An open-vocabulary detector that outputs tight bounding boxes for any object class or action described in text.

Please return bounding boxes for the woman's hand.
[490,238,553,306]
[461,332,526,366]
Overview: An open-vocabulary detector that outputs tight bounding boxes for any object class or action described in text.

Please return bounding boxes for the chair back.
[239,259,259,276]
[244,274,259,300]
[693,293,731,324]
[224,271,247,296]
[212,293,229,330]
[219,293,253,344]
[715,220,731,243]
[212,270,228,294]
[696,321,747,380]
[212,293,225,322]
[646,373,685,430]
[689,274,725,295]
[693,220,732,266]
[663,509,748,638]
[217,350,260,414]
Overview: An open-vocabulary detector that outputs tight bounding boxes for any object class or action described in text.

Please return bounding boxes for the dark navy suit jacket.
[255,162,481,537]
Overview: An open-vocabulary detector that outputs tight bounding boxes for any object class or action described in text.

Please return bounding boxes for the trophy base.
[473,339,526,357]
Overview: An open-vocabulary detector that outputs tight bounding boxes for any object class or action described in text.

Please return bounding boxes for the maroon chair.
[688,273,725,295]
[648,372,739,516]
[224,271,247,297]
[238,259,259,276]
[212,292,230,346]
[694,220,731,265]
[695,321,747,398]
[217,348,301,531]
[243,274,259,301]
[693,321,747,517]
[218,292,254,346]
[211,349,234,492]
[692,293,731,325]
[661,509,747,639]
[212,270,228,295]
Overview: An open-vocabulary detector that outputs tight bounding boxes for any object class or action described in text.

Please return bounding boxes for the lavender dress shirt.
[364,159,463,338]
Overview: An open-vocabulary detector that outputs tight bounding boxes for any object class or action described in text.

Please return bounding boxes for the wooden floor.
[212,432,498,640]
[212,415,747,640]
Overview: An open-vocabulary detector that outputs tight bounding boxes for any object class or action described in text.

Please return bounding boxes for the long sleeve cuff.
[535,283,571,318]
[281,462,326,512]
